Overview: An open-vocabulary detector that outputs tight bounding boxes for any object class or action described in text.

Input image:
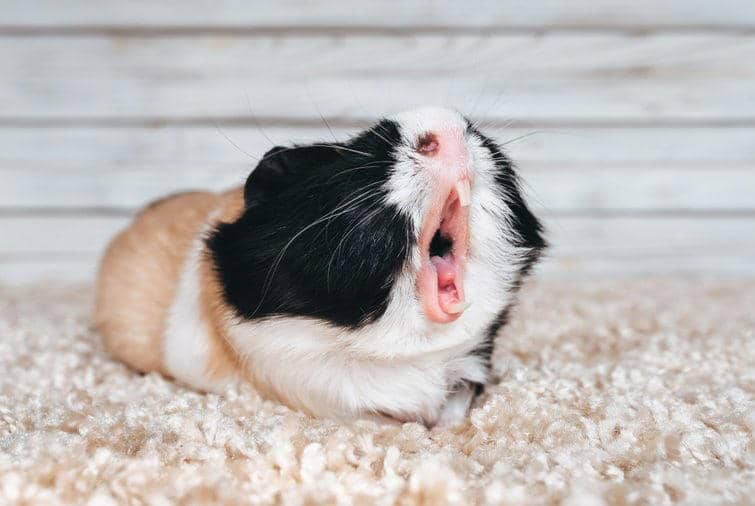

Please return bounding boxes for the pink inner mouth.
[416,181,470,324]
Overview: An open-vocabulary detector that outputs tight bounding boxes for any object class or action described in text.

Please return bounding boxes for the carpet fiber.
[1,278,753,505]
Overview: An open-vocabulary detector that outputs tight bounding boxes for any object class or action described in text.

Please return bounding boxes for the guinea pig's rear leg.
[434,381,483,428]
[95,231,170,376]
[95,191,221,377]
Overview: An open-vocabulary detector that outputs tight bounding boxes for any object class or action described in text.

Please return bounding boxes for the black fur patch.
[207,120,413,328]
[467,123,546,252]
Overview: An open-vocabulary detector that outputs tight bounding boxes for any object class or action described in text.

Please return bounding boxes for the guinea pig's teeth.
[446,301,471,314]
[455,180,471,207]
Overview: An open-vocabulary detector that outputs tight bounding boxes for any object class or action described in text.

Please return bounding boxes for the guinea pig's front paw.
[433,381,480,429]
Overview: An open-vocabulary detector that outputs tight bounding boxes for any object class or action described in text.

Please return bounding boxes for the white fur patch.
[227,315,484,424]
[435,382,478,428]
[163,220,234,394]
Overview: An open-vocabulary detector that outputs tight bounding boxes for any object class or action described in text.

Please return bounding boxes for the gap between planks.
[2,25,755,37]
[2,118,755,129]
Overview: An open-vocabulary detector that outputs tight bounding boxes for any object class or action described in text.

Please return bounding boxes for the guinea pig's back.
[94,190,224,375]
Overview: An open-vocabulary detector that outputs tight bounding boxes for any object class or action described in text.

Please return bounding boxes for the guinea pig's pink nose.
[417,129,470,181]
[417,133,439,156]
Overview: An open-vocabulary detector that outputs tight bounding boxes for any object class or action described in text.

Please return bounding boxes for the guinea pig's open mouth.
[416,179,471,324]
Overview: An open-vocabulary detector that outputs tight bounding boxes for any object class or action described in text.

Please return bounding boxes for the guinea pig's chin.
[416,180,471,324]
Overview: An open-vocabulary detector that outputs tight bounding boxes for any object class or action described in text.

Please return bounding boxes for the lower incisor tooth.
[447,301,471,314]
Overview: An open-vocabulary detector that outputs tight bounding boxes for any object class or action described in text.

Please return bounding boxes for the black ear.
[244,146,293,206]
[244,144,342,207]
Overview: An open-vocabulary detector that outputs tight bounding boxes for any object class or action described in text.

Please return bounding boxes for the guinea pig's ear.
[244,146,291,206]
[244,144,341,206]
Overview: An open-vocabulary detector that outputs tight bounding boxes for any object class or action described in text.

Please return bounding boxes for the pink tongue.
[431,256,456,285]
[430,256,461,312]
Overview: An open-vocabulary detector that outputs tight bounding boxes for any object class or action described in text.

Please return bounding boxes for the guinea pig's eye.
[416,132,439,156]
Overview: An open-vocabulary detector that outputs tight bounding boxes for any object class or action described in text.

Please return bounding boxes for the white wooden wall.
[1,1,754,284]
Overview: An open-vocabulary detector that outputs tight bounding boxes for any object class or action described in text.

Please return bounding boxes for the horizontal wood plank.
[0,259,98,285]
[543,216,755,276]
[3,1,755,29]
[0,216,129,255]
[522,165,753,213]
[0,125,751,211]
[2,164,751,213]
[2,34,755,122]
[3,126,755,167]
[1,216,753,284]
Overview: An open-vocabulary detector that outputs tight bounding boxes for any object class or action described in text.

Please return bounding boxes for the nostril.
[417,132,439,156]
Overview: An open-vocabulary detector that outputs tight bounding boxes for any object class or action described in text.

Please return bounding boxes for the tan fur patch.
[94,191,221,375]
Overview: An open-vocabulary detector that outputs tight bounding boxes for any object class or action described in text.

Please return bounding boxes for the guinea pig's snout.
[416,129,473,211]
[415,128,471,181]
[413,128,474,324]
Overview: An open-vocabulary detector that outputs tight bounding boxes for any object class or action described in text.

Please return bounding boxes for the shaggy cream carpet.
[0,278,753,505]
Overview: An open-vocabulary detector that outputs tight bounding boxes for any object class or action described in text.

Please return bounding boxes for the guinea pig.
[94,107,545,427]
